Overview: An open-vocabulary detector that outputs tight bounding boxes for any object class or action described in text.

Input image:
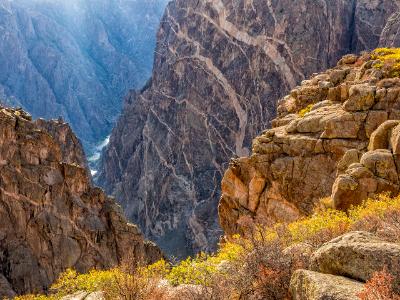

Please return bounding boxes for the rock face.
[219,52,400,236]
[311,231,400,282]
[290,269,364,300]
[380,12,400,47]
[99,0,399,257]
[291,231,400,299]
[35,118,88,170]
[0,0,168,150]
[353,0,399,52]
[0,106,162,296]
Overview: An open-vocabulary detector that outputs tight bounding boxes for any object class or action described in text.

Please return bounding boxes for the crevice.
[348,0,358,53]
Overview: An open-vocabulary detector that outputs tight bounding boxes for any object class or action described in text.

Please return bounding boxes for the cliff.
[380,12,400,47]
[0,0,168,151]
[0,106,162,297]
[98,0,399,257]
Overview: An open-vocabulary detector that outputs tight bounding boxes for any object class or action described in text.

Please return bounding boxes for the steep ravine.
[99,0,399,257]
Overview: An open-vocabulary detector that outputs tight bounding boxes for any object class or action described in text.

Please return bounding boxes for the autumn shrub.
[18,193,400,300]
[297,104,314,117]
[358,268,400,300]
[350,194,400,242]
[372,48,400,77]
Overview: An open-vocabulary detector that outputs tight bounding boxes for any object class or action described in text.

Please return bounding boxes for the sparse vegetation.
[17,193,400,300]
[297,104,314,117]
[372,48,400,77]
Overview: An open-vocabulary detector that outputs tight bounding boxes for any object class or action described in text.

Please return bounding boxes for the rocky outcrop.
[35,118,88,170]
[0,106,162,296]
[380,12,400,47]
[219,51,400,236]
[290,269,364,300]
[0,0,168,151]
[98,0,398,257]
[291,231,400,299]
[311,231,400,282]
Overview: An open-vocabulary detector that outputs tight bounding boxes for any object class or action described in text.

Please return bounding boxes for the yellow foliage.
[371,48,400,77]
[50,268,122,296]
[298,104,314,118]
[166,241,243,286]
[349,193,400,220]
[287,209,351,244]
[15,295,56,300]
[18,193,400,299]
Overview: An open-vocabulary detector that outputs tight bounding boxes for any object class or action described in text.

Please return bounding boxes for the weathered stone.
[360,150,398,183]
[219,51,400,236]
[333,147,400,210]
[365,110,388,138]
[321,111,365,139]
[338,54,359,65]
[344,84,376,111]
[311,231,400,282]
[330,69,350,86]
[391,124,400,154]
[337,149,361,173]
[0,274,16,299]
[368,120,400,151]
[290,269,364,300]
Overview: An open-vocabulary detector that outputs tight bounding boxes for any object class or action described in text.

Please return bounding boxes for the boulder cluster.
[290,231,400,299]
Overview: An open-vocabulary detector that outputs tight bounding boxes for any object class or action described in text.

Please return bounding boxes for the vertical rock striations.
[380,12,400,47]
[35,118,88,169]
[99,0,397,257]
[0,106,162,297]
[352,0,399,52]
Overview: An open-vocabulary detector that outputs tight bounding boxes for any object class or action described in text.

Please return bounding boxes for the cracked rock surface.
[0,107,162,297]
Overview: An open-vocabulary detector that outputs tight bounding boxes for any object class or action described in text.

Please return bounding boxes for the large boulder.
[332,120,400,210]
[290,269,364,300]
[311,231,400,282]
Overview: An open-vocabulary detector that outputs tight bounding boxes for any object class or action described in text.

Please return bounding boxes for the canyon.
[0,0,168,151]
[98,0,400,257]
